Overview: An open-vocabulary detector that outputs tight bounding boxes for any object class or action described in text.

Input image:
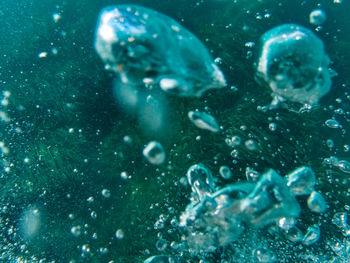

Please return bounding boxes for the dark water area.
[0,0,350,262]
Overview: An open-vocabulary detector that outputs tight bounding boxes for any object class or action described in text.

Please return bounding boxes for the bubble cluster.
[180,167,305,252]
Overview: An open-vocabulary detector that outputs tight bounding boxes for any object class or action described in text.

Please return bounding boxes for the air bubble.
[188,111,220,133]
[325,119,341,128]
[309,9,326,25]
[307,191,327,213]
[302,225,320,246]
[143,141,166,165]
[115,229,125,239]
[102,189,111,198]
[219,165,232,180]
[94,5,226,98]
[256,24,331,106]
[286,166,316,195]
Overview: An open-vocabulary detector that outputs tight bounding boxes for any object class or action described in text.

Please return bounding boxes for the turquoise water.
[0,0,350,262]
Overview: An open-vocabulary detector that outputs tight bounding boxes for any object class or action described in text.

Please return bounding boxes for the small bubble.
[219,166,233,180]
[188,110,220,133]
[71,225,81,237]
[214,57,223,64]
[309,9,326,25]
[269,122,277,131]
[143,141,166,165]
[156,238,168,251]
[81,244,90,254]
[326,139,334,149]
[307,191,327,213]
[231,136,241,147]
[52,13,61,23]
[51,48,58,55]
[120,171,128,180]
[245,139,257,151]
[90,211,97,219]
[115,229,124,239]
[99,247,108,254]
[325,119,341,128]
[38,52,48,58]
[302,225,320,245]
[102,189,111,198]
[278,217,295,230]
[123,135,133,144]
[245,41,255,48]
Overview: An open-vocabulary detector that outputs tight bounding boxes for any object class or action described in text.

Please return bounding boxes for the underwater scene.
[1,0,350,262]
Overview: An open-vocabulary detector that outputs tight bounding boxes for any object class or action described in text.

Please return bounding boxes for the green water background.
[0,0,350,262]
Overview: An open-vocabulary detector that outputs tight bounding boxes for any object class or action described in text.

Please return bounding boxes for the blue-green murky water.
[0,0,350,262]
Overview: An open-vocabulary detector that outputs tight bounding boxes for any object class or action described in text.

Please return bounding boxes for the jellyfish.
[94,5,226,98]
[255,24,331,107]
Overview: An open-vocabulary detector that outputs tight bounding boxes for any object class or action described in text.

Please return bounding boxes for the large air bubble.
[94,5,226,98]
[255,24,331,107]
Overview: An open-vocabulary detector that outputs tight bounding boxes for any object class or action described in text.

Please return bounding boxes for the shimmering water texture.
[256,24,332,108]
[94,5,226,98]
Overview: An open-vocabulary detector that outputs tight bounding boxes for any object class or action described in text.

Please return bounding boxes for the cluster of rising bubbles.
[179,165,323,253]
[94,5,226,98]
[255,24,332,108]
[91,4,339,263]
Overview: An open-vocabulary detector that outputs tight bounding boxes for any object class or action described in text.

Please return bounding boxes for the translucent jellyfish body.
[256,24,331,106]
[94,5,226,97]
